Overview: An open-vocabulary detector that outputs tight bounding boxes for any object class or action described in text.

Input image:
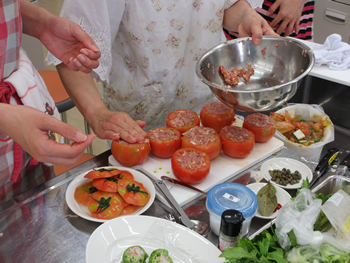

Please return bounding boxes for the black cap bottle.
[218,209,244,252]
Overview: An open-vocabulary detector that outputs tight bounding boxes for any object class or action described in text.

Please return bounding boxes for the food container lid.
[207,182,257,219]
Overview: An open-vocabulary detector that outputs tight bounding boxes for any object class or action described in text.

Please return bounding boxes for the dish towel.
[307,34,350,70]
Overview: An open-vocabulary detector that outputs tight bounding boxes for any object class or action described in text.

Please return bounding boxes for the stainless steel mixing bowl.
[195,36,315,112]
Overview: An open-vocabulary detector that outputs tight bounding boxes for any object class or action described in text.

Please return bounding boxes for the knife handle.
[314,148,339,175]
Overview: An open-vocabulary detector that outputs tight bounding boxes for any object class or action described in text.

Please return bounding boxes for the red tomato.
[74,182,98,206]
[120,204,138,216]
[182,126,222,160]
[166,109,200,134]
[111,139,151,167]
[118,179,150,206]
[171,148,210,185]
[117,170,134,180]
[84,168,121,179]
[200,101,235,133]
[147,127,181,158]
[92,177,119,193]
[220,126,255,158]
[243,113,276,142]
[87,191,128,220]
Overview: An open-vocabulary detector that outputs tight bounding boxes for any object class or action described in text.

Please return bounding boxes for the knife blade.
[309,148,339,188]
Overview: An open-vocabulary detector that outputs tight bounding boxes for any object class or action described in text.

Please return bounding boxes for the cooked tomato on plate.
[74,182,98,206]
[147,127,181,158]
[111,139,151,167]
[87,191,128,220]
[182,126,222,160]
[171,148,210,185]
[166,109,200,134]
[84,168,121,179]
[243,113,276,142]
[200,101,235,133]
[220,126,255,158]
[92,177,119,193]
[118,179,151,206]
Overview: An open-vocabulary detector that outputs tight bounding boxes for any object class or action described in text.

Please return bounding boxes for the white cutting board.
[108,136,284,208]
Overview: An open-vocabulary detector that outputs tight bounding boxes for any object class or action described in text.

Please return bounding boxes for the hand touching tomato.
[111,139,151,167]
[118,179,150,206]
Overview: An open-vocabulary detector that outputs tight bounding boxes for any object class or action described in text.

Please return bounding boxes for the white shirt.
[47,0,262,130]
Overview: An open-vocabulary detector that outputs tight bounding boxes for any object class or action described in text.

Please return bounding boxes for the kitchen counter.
[0,147,317,262]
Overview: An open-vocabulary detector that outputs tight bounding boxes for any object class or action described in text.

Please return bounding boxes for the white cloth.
[46,0,263,130]
[307,34,350,70]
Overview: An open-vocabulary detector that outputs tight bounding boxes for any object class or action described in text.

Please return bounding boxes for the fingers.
[270,15,283,29]
[267,2,279,16]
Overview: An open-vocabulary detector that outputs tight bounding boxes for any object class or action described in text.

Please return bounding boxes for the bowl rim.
[195,36,315,94]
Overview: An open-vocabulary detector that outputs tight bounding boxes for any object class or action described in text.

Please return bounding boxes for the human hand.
[1,105,95,166]
[268,0,306,36]
[39,16,101,73]
[239,8,277,45]
[88,108,148,143]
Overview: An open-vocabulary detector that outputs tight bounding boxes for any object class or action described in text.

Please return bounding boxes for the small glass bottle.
[218,209,244,252]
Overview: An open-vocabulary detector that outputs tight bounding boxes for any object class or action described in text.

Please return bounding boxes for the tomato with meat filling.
[200,101,235,133]
[182,126,222,160]
[87,191,128,220]
[147,127,181,158]
[111,139,151,167]
[166,109,200,134]
[118,179,151,206]
[243,113,276,142]
[171,148,210,185]
[220,126,255,158]
[74,182,98,206]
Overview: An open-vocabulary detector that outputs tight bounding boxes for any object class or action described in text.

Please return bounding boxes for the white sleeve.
[45,0,125,82]
[224,0,263,10]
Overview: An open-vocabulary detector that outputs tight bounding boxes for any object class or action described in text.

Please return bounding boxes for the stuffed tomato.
[220,126,255,158]
[243,113,276,142]
[182,126,222,160]
[166,109,200,134]
[147,127,181,158]
[111,138,151,167]
[171,148,210,185]
[200,101,235,133]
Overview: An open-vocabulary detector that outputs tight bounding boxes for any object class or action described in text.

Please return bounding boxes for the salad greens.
[219,179,350,263]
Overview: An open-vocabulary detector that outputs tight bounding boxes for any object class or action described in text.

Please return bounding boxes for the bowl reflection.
[195,36,315,112]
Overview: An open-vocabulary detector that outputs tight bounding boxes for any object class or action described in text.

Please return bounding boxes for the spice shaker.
[218,209,244,252]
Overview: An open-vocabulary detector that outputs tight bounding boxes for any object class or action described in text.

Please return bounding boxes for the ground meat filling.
[223,126,251,142]
[205,101,232,114]
[184,127,216,145]
[149,128,179,141]
[117,138,150,145]
[176,150,207,170]
[219,64,254,86]
[169,110,195,127]
[246,113,275,127]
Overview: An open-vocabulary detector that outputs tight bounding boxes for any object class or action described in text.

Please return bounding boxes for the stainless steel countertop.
[0,148,317,263]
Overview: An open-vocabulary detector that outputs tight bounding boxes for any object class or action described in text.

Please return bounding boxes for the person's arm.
[267,0,307,36]
[0,103,95,166]
[223,0,276,45]
[56,63,148,143]
[19,0,101,73]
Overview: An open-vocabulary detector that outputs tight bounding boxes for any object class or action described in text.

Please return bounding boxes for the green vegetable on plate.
[122,246,148,263]
[149,249,173,263]
[257,182,278,217]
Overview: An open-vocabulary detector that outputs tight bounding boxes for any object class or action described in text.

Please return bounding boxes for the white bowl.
[65,166,155,223]
[260,158,313,189]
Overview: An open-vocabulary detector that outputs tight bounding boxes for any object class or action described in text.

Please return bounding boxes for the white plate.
[246,183,291,219]
[260,157,313,189]
[65,166,155,223]
[86,215,224,263]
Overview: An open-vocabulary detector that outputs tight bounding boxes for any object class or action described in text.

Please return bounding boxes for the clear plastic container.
[206,182,258,236]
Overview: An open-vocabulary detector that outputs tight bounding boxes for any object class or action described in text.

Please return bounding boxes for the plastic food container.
[206,182,258,236]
